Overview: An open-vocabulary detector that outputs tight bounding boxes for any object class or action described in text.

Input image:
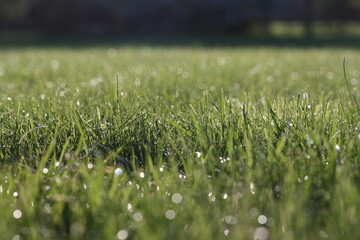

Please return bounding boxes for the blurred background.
[0,0,360,38]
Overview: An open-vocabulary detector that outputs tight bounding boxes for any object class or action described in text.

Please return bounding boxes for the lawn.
[0,42,359,240]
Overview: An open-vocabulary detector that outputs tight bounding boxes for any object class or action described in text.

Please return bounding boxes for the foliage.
[0,45,359,239]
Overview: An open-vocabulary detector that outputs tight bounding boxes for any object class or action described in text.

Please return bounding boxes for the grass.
[0,43,359,240]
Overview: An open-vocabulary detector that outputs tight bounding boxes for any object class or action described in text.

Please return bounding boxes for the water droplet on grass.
[13,192,18,197]
[127,203,133,212]
[249,208,259,217]
[166,210,176,220]
[258,215,267,224]
[208,192,216,201]
[266,217,275,227]
[254,227,270,240]
[224,216,237,225]
[319,230,328,238]
[46,82,54,88]
[172,193,183,204]
[50,59,59,70]
[217,57,226,66]
[250,182,255,194]
[291,72,299,79]
[115,168,123,176]
[43,168,48,174]
[179,173,186,179]
[13,210,22,219]
[117,229,128,240]
[133,212,143,222]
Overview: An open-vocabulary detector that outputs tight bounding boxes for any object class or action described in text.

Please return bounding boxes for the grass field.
[0,41,359,239]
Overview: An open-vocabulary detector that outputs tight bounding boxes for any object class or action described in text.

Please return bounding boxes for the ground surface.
[0,41,359,239]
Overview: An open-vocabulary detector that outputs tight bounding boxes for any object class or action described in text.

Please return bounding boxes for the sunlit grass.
[0,45,359,239]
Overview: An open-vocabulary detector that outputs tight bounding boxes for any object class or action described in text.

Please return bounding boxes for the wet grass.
[0,45,359,239]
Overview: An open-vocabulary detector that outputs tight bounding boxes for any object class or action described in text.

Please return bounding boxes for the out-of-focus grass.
[270,21,360,37]
[0,45,359,240]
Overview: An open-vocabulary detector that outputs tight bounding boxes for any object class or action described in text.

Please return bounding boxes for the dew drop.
[208,192,216,201]
[258,215,267,225]
[127,203,133,212]
[216,57,226,66]
[254,227,270,240]
[166,210,176,220]
[224,215,237,225]
[319,230,328,239]
[50,59,59,70]
[13,210,22,219]
[133,212,143,222]
[172,193,183,204]
[266,217,275,227]
[115,168,123,176]
[117,229,128,240]
[249,208,259,217]
[335,145,340,152]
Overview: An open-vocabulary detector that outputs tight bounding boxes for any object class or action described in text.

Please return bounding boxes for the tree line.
[0,0,359,34]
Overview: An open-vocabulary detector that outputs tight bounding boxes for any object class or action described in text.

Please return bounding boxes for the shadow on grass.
[1,33,360,49]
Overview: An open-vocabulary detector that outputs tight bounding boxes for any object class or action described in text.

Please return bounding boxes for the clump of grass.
[0,46,359,239]
[343,57,360,117]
